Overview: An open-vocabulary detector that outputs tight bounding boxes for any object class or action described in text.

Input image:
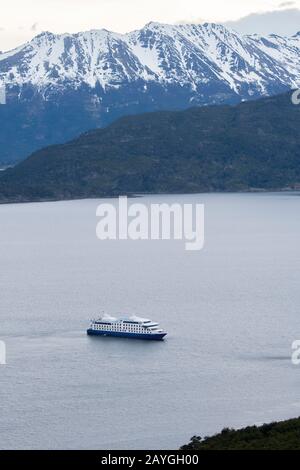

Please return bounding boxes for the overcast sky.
[1,0,299,52]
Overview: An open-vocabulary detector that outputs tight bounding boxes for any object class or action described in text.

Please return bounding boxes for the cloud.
[278,1,296,7]
[31,22,39,31]
[176,18,207,25]
[223,8,300,36]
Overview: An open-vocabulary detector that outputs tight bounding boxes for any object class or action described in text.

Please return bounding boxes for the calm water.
[1,193,300,450]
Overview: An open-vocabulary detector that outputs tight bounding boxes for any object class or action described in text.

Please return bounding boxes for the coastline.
[0,188,299,206]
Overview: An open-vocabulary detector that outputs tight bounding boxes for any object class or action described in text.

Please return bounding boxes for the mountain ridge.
[2,22,300,92]
[1,22,300,164]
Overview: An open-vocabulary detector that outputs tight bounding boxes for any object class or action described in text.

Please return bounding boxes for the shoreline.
[0,188,299,206]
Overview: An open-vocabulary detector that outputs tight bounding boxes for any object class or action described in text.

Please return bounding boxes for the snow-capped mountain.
[0,22,299,164]
[1,22,300,96]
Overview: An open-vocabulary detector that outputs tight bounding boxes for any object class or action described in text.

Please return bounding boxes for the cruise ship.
[87,315,167,341]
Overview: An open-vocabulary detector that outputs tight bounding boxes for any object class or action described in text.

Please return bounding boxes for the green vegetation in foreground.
[181,418,300,450]
[1,91,300,203]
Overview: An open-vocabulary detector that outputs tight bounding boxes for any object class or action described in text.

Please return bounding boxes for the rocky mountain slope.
[0,22,300,164]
